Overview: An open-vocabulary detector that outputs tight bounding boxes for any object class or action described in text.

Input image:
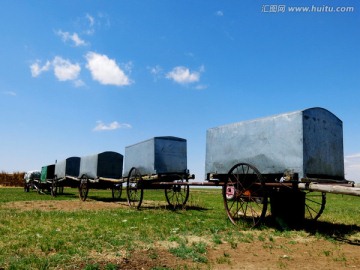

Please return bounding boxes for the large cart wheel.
[304,191,326,220]
[51,177,58,197]
[127,167,143,209]
[112,183,122,201]
[224,163,268,228]
[165,176,189,208]
[79,176,89,201]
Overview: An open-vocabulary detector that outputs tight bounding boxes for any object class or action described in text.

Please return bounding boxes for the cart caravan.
[24,158,80,195]
[26,107,360,228]
[31,137,194,209]
[77,136,194,208]
[39,152,124,200]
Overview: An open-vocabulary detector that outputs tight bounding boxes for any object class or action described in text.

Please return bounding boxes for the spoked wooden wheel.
[79,176,89,201]
[51,177,58,197]
[304,191,326,220]
[224,163,268,228]
[127,167,144,209]
[112,183,123,201]
[165,176,189,208]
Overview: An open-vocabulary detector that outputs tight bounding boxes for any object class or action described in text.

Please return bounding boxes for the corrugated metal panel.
[79,151,123,179]
[205,107,344,179]
[55,157,81,178]
[124,136,187,176]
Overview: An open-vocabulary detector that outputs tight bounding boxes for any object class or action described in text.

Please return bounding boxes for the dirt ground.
[2,200,360,270]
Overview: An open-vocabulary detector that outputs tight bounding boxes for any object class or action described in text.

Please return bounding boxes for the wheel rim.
[165,176,189,208]
[126,168,143,209]
[224,163,268,228]
[79,176,89,201]
[112,184,122,200]
[304,191,326,220]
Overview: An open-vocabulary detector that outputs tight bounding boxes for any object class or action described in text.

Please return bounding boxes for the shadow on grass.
[303,220,360,246]
[261,216,360,246]
[83,193,210,211]
[86,196,127,203]
[131,203,210,212]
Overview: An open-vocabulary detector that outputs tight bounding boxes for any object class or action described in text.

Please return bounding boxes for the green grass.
[0,187,359,269]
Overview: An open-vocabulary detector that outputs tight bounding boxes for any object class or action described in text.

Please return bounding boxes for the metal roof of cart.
[208,107,342,130]
[125,136,186,148]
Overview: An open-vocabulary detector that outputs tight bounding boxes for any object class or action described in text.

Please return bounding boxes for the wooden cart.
[124,136,194,208]
[76,151,124,201]
[205,107,360,228]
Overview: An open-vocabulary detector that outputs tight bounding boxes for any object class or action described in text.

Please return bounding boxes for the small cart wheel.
[127,167,143,209]
[112,183,123,200]
[224,163,268,228]
[79,176,89,201]
[304,191,326,220]
[165,176,189,208]
[51,177,58,197]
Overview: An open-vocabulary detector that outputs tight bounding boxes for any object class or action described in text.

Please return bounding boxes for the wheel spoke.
[304,191,326,220]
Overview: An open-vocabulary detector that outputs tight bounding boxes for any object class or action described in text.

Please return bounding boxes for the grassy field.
[0,187,359,270]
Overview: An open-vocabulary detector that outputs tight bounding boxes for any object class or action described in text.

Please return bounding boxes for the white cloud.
[97,12,111,28]
[345,153,360,182]
[345,153,360,159]
[2,91,17,96]
[56,30,87,46]
[216,10,224,16]
[166,66,201,84]
[81,13,110,35]
[30,57,81,84]
[30,60,51,77]
[53,56,81,81]
[85,52,132,86]
[74,79,85,88]
[93,121,132,131]
[148,65,163,81]
[86,13,95,27]
[195,84,208,90]
[149,65,162,75]
[71,33,86,46]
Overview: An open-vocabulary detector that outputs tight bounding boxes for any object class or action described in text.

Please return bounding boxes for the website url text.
[261,5,355,13]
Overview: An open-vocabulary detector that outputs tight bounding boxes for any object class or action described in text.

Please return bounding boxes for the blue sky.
[1,0,359,182]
